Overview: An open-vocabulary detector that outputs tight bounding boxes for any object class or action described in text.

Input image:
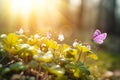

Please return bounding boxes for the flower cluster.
[0,28,106,80]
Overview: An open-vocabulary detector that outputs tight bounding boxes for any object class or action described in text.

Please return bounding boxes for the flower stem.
[77,48,82,62]
[83,53,87,63]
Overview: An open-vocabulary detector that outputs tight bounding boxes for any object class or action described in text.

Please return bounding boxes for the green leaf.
[74,62,90,78]
[29,77,35,80]
[47,63,65,76]
[65,62,75,69]
[10,62,27,71]
[1,68,11,75]
[0,64,3,72]
[65,62,90,78]
[54,76,68,80]
[59,58,71,64]
[29,60,38,68]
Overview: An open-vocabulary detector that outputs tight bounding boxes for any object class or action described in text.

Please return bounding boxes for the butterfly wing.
[93,33,107,44]
[93,29,101,38]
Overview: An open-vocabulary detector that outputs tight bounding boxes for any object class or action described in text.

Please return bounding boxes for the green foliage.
[9,62,27,71]
[0,31,98,80]
[65,62,90,79]
[47,63,65,76]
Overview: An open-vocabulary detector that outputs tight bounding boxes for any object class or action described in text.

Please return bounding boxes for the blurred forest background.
[0,0,120,53]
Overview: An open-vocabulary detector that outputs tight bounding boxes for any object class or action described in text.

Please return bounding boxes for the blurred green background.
[0,0,120,79]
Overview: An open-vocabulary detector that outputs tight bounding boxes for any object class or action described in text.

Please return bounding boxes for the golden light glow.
[70,0,81,7]
[9,0,60,18]
[8,0,62,31]
[2,0,71,33]
[10,0,32,17]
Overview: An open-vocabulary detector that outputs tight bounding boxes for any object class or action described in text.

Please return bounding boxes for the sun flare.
[8,0,61,30]
[3,0,69,33]
[10,0,32,16]
[9,0,60,17]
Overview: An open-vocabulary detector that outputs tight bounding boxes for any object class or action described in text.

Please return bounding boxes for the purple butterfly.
[93,29,107,44]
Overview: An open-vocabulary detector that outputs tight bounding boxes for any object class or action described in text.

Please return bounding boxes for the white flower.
[43,51,53,59]
[58,33,64,41]
[16,28,24,35]
[46,32,51,39]
[21,44,29,49]
[18,28,24,34]
[73,41,78,47]
[87,45,91,50]
[34,34,40,38]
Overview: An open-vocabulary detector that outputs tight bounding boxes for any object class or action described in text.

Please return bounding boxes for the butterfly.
[92,29,107,44]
